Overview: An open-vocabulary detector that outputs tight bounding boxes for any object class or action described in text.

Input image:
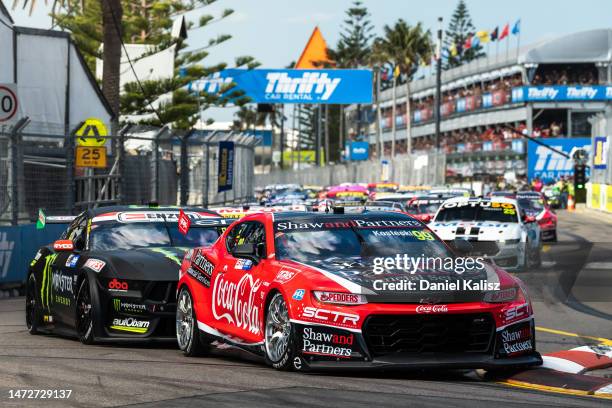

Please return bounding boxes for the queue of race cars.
[24,181,556,372]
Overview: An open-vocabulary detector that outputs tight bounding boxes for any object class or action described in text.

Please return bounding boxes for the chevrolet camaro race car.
[26,206,230,343]
[430,197,542,272]
[517,192,558,242]
[176,211,542,371]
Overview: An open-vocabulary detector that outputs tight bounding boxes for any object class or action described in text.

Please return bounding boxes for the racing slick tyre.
[76,276,95,344]
[25,274,40,335]
[176,286,210,357]
[264,293,298,371]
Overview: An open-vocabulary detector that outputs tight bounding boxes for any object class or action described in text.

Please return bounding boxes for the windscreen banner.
[527,137,591,183]
[188,69,373,104]
[512,85,612,102]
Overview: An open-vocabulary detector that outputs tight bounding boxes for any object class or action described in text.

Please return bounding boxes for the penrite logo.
[212,273,262,335]
[0,232,14,279]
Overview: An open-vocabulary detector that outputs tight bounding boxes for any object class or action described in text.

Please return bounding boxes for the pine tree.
[444,0,485,69]
[325,1,374,161]
[26,0,258,129]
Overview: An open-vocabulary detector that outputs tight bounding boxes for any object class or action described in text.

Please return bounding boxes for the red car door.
[208,220,268,344]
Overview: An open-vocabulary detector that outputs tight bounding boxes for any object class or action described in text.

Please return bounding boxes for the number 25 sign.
[0,84,18,122]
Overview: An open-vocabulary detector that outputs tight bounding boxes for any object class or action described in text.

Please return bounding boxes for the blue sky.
[8,0,612,121]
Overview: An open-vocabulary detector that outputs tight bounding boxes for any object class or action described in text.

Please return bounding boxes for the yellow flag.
[393,65,400,78]
[450,43,458,57]
[476,30,490,44]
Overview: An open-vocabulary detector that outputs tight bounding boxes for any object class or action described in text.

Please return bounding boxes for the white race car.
[430,197,542,272]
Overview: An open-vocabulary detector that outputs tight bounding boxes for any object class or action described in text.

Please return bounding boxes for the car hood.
[287,256,508,303]
[89,246,189,281]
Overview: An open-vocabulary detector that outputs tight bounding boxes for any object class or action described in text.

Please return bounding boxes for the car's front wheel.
[76,277,95,344]
[176,286,210,357]
[264,293,297,371]
[25,274,40,335]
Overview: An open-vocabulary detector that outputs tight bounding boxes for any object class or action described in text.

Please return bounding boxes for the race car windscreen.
[518,197,545,212]
[89,223,220,251]
[410,201,442,214]
[273,221,453,263]
[435,202,519,223]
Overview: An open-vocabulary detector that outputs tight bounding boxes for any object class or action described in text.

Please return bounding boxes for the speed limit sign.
[0,84,18,123]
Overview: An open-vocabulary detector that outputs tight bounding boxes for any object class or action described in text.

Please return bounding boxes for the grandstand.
[346,29,612,183]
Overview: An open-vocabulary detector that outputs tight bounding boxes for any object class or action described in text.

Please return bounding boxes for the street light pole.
[434,16,443,151]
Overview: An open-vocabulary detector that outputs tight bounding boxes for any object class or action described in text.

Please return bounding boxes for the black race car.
[26,206,230,344]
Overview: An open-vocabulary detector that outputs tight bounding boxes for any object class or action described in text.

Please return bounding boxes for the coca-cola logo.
[415,304,448,314]
[212,273,262,335]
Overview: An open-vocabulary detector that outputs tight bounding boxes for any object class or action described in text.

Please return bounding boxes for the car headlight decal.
[313,291,367,305]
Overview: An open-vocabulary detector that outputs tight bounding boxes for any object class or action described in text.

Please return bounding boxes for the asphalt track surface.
[1,209,611,407]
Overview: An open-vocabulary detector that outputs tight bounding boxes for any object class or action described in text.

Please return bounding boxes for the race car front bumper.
[304,352,542,371]
[294,316,542,372]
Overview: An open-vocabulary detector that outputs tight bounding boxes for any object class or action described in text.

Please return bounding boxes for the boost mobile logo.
[0,232,14,279]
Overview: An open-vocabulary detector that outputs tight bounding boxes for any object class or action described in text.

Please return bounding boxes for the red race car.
[517,191,558,242]
[176,211,542,371]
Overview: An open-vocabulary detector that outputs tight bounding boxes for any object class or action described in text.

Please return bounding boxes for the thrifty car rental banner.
[189,69,373,104]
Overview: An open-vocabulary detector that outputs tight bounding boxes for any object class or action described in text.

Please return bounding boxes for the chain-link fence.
[0,118,258,225]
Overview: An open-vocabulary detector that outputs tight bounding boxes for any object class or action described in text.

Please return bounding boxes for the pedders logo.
[416,304,448,314]
[108,278,128,292]
[212,273,262,335]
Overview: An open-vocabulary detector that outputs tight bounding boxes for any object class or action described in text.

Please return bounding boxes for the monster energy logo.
[112,298,146,313]
[41,253,58,311]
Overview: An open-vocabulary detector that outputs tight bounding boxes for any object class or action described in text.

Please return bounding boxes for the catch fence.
[0,118,258,225]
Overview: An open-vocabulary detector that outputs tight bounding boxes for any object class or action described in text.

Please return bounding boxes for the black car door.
[51,214,88,327]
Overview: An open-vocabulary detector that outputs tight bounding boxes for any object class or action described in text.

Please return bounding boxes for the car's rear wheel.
[264,293,297,371]
[176,286,210,356]
[25,274,40,335]
[76,277,95,344]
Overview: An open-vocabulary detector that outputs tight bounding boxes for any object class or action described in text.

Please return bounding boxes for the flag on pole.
[472,35,481,48]
[512,19,521,35]
[393,65,400,78]
[36,208,46,230]
[476,30,490,43]
[490,27,499,41]
[463,36,472,50]
[499,23,510,40]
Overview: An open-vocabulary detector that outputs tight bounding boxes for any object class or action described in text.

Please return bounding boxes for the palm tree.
[373,20,432,156]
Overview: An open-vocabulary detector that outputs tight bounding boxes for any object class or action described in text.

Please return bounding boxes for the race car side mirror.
[452,239,473,255]
[53,240,74,252]
[232,243,259,264]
